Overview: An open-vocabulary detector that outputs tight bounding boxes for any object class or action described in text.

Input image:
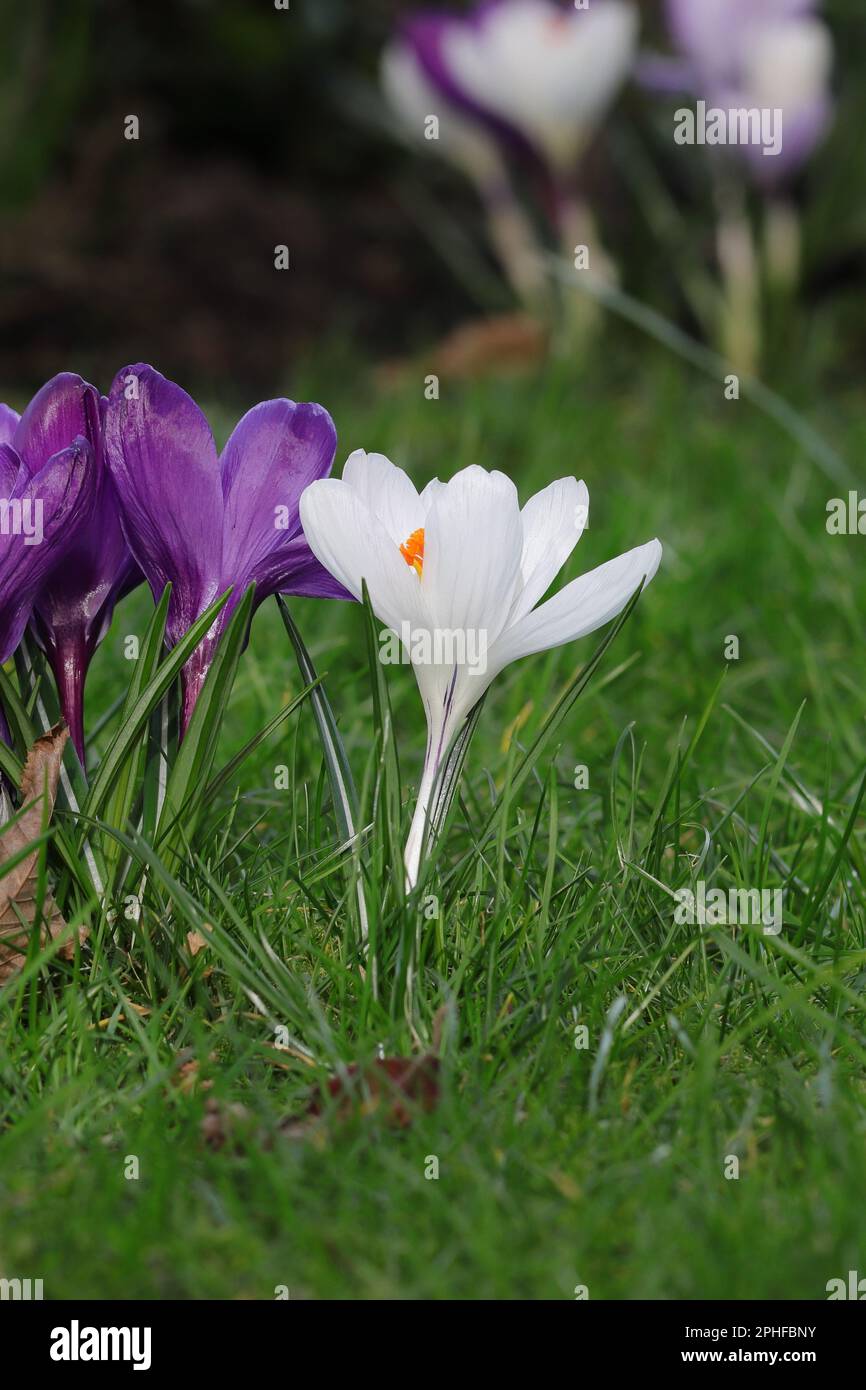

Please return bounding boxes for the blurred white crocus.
[300,452,661,889]
[382,17,548,307]
[382,1,639,309]
[433,0,638,178]
[381,32,506,190]
[384,1,637,179]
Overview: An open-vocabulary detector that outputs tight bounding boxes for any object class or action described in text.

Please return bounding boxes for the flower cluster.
[1,367,347,761]
[381,0,835,371]
[1,364,660,886]
[382,0,638,301]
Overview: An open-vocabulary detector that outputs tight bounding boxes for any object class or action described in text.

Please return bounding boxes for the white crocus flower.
[300,452,661,889]
[440,0,639,175]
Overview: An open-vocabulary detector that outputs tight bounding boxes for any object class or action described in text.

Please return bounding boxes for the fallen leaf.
[377,313,548,390]
[0,722,87,984]
[303,1005,446,1130]
[300,1054,441,1130]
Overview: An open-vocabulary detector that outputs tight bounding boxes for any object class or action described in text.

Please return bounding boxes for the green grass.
[1,342,865,1300]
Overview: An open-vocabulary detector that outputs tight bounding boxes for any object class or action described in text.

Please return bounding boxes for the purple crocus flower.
[641,1,833,186]
[1,373,140,763]
[0,397,96,740]
[103,364,350,734]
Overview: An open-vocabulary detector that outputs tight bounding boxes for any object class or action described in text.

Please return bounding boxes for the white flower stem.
[554,191,615,351]
[482,183,549,314]
[404,746,440,893]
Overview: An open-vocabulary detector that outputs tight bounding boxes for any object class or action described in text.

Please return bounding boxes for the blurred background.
[0,0,863,405]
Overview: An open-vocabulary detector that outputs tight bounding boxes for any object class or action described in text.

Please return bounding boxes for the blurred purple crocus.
[642,1,834,186]
[104,364,350,735]
[0,373,137,763]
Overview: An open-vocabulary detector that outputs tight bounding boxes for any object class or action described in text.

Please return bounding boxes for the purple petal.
[0,442,23,496]
[634,54,698,94]
[104,364,224,647]
[0,438,96,665]
[742,93,832,184]
[12,372,100,476]
[35,469,138,648]
[0,404,20,446]
[13,374,140,763]
[261,534,354,604]
[664,0,820,85]
[38,627,90,767]
[32,467,141,764]
[178,625,227,738]
[220,399,338,599]
[398,10,549,175]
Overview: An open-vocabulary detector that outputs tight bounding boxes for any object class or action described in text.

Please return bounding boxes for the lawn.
[1,340,864,1301]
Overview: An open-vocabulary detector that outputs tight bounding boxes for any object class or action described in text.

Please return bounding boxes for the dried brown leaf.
[321,1056,439,1126]
[0,722,87,984]
[376,313,548,390]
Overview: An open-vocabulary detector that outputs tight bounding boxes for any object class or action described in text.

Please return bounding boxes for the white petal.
[443,0,637,169]
[489,538,661,674]
[299,478,430,635]
[510,476,588,624]
[341,448,424,546]
[422,464,524,644]
[419,476,446,514]
[381,40,505,184]
[744,18,832,109]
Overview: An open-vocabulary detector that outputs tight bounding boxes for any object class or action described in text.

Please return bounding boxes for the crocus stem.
[763,197,801,291]
[553,191,614,352]
[404,701,486,892]
[46,644,87,771]
[405,701,456,896]
[714,180,760,375]
[479,178,549,315]
[404,746,440,893]
[556,193,616,283]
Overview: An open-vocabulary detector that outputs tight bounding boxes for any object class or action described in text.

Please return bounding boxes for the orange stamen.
[399,527,425,577]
